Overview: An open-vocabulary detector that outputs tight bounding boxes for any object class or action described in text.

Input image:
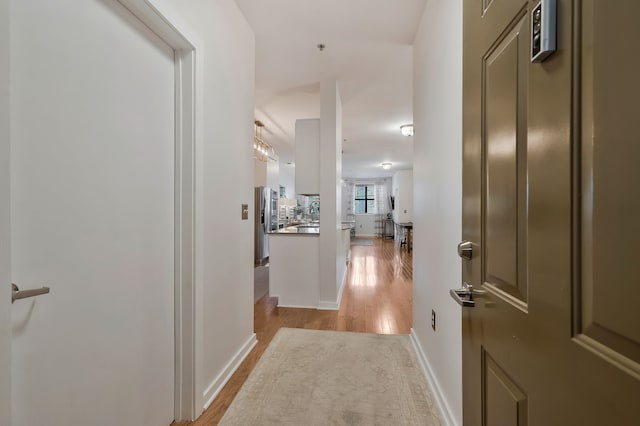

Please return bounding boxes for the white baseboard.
[273,268,347,311]
[410,329,458,426]
[276,303,318,309]
[201,333,257,412]
[317,300,338,310]
[269,294,317,310]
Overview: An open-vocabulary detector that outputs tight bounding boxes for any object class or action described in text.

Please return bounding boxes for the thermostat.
[531,0,556,63]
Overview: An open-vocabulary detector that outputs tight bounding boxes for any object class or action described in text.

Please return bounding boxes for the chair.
[394,222,406,249]
[384,218,394,239]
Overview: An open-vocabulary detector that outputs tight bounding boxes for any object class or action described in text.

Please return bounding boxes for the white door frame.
[104,1,200,421]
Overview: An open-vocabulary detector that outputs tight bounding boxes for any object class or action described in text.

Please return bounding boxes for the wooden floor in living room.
[178,237,413,425]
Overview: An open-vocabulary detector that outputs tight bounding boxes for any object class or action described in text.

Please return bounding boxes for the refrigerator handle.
[262,209,267,232]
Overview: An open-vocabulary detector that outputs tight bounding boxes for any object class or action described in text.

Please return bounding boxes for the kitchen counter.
[341,221,355,231]
[268,225,351,309]
[269,231,320,307]
[271,225,319,236]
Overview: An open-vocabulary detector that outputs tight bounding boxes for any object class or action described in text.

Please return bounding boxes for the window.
[354,184,375,214]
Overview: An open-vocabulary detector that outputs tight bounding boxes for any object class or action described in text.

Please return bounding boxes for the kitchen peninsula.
[269,223,351,309]
[269,224,320,308]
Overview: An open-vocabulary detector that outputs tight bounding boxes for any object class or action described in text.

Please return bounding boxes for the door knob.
[457,241,473,260]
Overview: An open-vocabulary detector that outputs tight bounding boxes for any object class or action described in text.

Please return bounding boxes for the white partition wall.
[411,0,463,424]
[393,170,414,223]
[319,80,345,309]
[155,0,257,414]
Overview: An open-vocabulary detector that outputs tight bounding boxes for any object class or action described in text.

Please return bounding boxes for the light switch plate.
[241,204,249,220]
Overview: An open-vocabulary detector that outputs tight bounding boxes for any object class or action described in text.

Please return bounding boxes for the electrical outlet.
[431,309,436,331]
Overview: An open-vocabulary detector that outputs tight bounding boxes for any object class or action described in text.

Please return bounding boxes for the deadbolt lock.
[457,241,473,260]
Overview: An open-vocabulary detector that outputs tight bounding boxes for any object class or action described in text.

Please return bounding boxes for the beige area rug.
[220,328,442,425]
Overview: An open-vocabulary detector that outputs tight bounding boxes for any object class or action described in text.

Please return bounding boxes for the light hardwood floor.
[177,237,413,425]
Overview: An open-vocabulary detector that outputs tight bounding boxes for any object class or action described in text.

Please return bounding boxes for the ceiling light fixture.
[381,162,392,170]
[254,120,276,162]
[400,124,414,137]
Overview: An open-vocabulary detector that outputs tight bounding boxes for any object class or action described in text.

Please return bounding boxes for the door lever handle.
[450,282,479,307]
[11,283,50,304]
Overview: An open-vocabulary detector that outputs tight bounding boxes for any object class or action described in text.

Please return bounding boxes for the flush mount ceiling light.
[400,124,414,137]
[381,162,392,170]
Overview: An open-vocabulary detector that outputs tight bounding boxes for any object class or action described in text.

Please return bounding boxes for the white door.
[9,0,175,424]
[1,0,11,420]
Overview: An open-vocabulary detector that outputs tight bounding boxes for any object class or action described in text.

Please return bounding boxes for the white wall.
[254,159,266,187]
[254,155,278,192]
[295,119,321,195]
[354,215,377,237]
[333,91,346,300]
[279,162,295,198]
[341,180,352,220]
[412,0,463,425]
[393,169,414,223]
[266,157,279,193]
[338,227,350,284]
[0,0,10,422]
[155,0,256,414]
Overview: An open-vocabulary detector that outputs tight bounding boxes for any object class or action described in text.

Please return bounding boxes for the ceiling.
[234,0,426,178]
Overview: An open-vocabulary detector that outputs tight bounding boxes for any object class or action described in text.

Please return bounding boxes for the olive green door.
[460,0,640,424]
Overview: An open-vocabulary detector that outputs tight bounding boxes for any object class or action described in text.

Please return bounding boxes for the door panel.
[10,0,175,424]
[482,0,494,15]
[577,0,640,372]
[483,12,529,308]
[462,0,640,425]
[483,351,527,426]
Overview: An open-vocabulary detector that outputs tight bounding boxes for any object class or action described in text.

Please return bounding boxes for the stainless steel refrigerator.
[255,186,278,263]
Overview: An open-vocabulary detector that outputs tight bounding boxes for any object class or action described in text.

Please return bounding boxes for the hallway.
[191,237,413,425]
